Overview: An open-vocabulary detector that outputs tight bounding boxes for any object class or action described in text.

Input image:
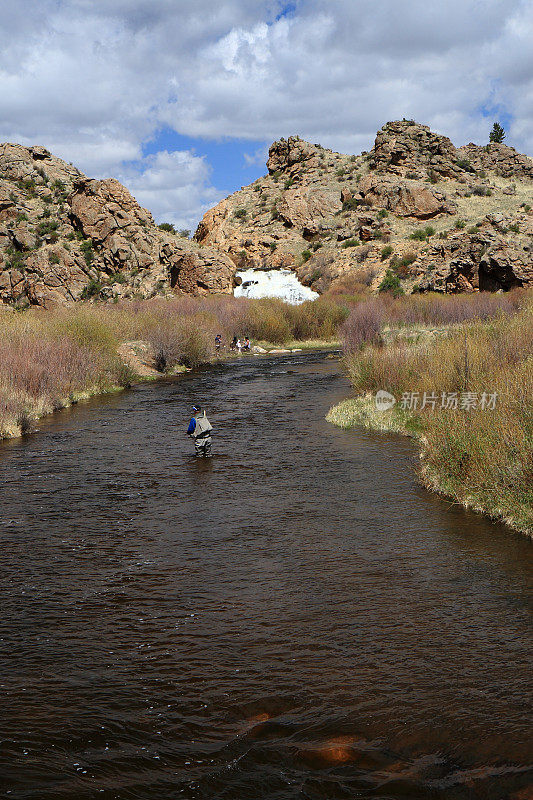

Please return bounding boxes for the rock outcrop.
[0,143,235,306]
[195,120,533,295]
[358,174,457,218]
[412,213,533,293]
[2,120,532,306]
[368,120,461,177]
[456,142,533,180]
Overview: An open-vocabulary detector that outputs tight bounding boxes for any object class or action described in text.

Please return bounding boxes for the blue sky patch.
[141,127,269,195]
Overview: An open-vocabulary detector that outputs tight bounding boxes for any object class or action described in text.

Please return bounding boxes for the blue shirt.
[187,417,196,435]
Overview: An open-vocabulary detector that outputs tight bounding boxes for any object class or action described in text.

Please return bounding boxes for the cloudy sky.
[1,0,531,229]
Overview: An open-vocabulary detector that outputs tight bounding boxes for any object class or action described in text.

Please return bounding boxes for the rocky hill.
[1,122,532,308]
[195,120,533,294]
[0,144,235,306]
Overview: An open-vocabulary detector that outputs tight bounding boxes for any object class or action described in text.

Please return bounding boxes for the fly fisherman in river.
[187,405,213,458]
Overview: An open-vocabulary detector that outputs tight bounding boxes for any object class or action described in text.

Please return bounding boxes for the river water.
[1,352,531,800]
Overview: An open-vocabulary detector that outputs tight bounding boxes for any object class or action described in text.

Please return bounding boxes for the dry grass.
[341,288,526,352]
[0,295,350,437]
[332,297,533,534]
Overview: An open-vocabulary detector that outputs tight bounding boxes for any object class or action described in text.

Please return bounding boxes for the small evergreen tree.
[489,122,505,144]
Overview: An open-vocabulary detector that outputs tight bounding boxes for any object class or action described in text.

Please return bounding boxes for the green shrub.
[472,185,491,197]
[22,179,37,195]
[377,209,388,218]
[410,225,435,241]
[455,158,475,173]
[36,219,59,237]
[342,198,361,211]
[234,208,247,220]
[455,220,466,230]
[109,271,127,284]
[80,279,102,300]
[378,270,404,297]
[158,222,176,233]
[301,250,312,262]
[380,245,393,260]
[48,252,60,264]
[80,239,94,266]
[391,252,417,278]
[283,178,294,190]
[509,223,520,233]
[6,250,26,270]
[341,238,359,248]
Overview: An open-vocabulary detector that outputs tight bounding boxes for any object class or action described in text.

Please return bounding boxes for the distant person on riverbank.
[243,336,251,351]
[215,334,222,351]
[187,405,213,457]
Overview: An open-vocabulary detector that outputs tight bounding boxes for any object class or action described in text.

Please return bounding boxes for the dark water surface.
[1,351,531,799]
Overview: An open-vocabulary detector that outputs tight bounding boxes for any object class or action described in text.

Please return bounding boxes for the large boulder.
[359,174,456,218]
[369,120,461,177]
[276,187,342,232]
[267,136,321,174]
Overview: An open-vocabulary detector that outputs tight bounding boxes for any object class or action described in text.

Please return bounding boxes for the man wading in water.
[187,405,213,457]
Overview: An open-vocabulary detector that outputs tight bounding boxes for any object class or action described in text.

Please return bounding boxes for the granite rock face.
[358,173,457,218]
[195,121,533,295]
[409,213,533,293]
[456,142,533,180]
[2,120,532,307]
[368,120,462,177]
[0,143,235,306]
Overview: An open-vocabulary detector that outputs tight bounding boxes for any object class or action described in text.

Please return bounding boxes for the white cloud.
[0,0,531,227]
[117,150,224,231]
[243,145,270,167]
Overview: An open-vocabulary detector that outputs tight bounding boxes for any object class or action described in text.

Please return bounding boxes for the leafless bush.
[342,299,386,352]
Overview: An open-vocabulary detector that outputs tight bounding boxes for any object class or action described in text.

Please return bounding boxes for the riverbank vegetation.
[328,290,533,535]
[0,295,346,437]
[2,288,532,536]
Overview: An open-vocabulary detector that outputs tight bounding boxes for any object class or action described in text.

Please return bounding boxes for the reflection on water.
[0,352,531,799]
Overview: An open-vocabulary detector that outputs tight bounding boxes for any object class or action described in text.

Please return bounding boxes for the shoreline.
[1,341,340,442]
[326,395,532,538]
